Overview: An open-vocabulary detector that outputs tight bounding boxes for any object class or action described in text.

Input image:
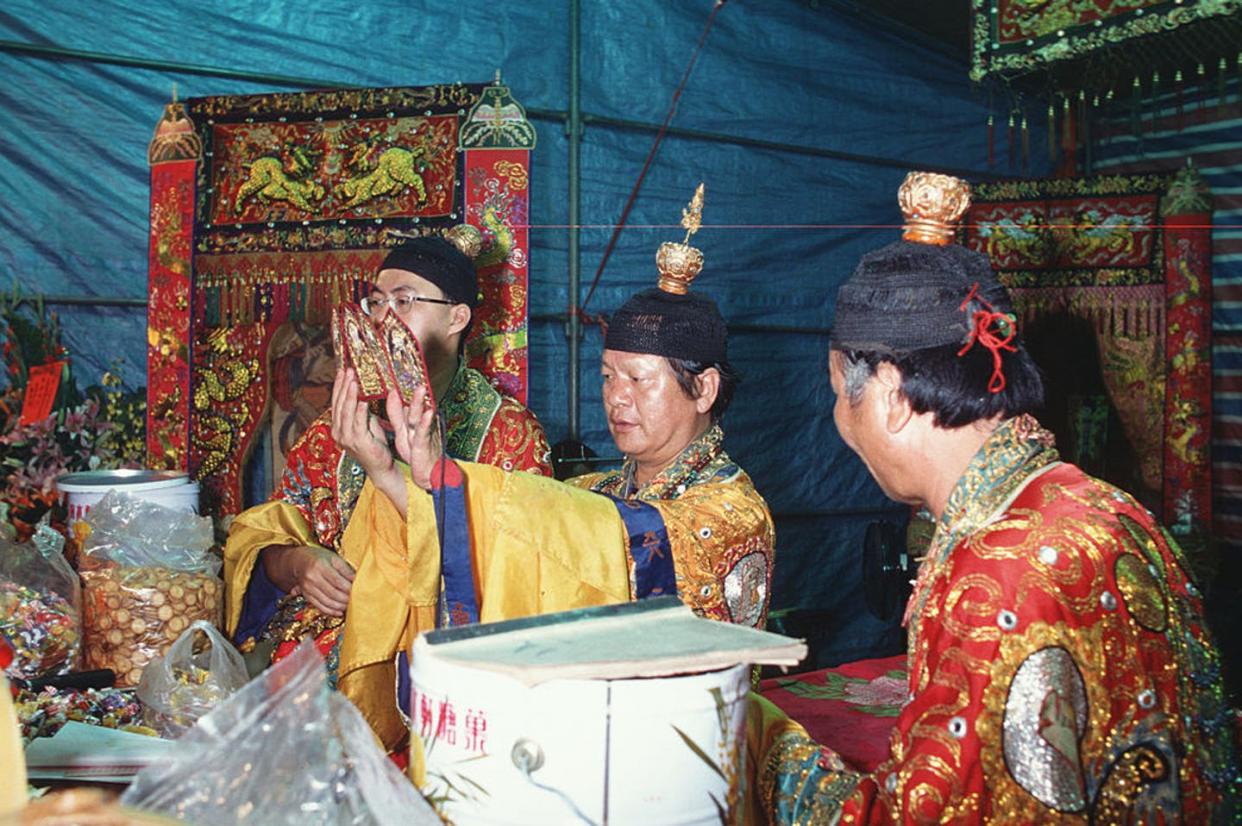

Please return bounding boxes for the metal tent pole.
[566,0,583,441]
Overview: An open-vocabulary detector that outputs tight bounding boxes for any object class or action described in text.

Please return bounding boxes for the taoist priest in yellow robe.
[328,186,774,750]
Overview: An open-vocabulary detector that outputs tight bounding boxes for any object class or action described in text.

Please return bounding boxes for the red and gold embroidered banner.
[969,196,1157,271]
[1162,213,1212,532]
[965,171,1212,533]
[143,82,537,515]
[146,158,196,470]
[463,148,531,404]
[971,0,1241,81]
[207,115,458,226]
[190,324,274,515]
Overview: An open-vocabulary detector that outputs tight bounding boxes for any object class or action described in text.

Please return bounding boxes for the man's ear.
[875,361,913,433]
[448,304,472,337]
[693,368,721,415]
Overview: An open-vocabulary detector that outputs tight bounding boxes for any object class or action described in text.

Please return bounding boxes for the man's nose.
[604,383,630,408]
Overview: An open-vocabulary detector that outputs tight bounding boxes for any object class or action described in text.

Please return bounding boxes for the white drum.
[410,652,752,825]
[56,469,200,533]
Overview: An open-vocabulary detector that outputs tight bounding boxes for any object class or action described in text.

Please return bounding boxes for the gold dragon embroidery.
[339,145,427,209]
[193,329,261,478]
[233,146,324,214]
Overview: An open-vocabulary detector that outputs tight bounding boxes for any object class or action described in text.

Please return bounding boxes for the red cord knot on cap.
[957,282,1017,394]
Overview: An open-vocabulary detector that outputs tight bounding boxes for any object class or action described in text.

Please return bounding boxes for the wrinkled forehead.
[601,348,672,375]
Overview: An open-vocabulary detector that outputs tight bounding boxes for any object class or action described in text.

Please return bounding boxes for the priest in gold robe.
[329,186,776,750]
[222,232,551,683]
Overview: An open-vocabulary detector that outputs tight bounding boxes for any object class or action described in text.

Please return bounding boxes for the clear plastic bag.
[0,519,80,679]
[79,491,221,687]
[135,620,247,738]
[122,641,440,825]
[80,491,216,575]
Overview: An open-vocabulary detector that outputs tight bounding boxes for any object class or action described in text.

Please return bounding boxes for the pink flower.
[843,675,908,708]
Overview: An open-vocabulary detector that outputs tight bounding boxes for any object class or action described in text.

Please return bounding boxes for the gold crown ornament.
[444,223,484,260]
[898,172,971,245]
[655,183,706,295]
[387,224,483,261]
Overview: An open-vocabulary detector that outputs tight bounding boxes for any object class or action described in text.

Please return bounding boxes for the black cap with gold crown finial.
[376,224,484,308]
[831,171,1017,366]
[604,183,728,364]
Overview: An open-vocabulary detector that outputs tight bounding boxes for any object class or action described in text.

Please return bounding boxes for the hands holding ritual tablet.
[330,303,444,505]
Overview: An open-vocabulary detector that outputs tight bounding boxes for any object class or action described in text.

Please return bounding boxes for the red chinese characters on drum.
[409,687,489,755]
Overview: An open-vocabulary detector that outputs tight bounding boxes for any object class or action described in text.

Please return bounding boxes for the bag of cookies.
[79,491,219,688]
[0,518,81,680]
[136,619,247,737]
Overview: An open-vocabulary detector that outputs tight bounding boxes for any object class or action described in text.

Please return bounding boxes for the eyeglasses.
[361,292,456,316]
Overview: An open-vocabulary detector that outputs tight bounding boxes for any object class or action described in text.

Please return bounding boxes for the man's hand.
[261,544,355,617]
[387,384,441,490]
[330,367,393,479]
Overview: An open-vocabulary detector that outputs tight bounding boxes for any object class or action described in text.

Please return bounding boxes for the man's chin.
[608,432,640,457]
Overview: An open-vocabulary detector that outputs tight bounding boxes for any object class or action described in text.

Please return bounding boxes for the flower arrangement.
[1,290,73,435]
[1,286,146,540]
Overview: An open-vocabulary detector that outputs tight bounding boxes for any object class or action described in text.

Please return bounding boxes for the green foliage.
[0,278,148,538]
[1,281,77,396]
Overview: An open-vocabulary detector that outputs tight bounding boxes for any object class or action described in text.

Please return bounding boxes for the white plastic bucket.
[410,651,751,825]
[56,469,200,532]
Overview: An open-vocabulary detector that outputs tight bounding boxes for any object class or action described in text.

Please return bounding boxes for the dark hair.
[836,341,1044,428]
[667,357,740,422]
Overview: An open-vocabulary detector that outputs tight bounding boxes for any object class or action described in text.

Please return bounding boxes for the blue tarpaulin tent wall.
[0,1,1049,667]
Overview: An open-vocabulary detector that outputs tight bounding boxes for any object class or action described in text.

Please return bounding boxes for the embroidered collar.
[441,362,501,462]
[935,414,1058,541]
[903,414,1059,629]
[592,423,731,501]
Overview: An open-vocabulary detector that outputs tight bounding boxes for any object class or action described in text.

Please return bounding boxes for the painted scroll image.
[332,302,435,410]
[380,309,434,408]
[336,303,388,400]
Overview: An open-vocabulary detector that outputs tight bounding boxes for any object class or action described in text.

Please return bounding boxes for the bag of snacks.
[0,519,81,680]
[122,641,439,825]
[79,491,218,688]
[136,619,246,737]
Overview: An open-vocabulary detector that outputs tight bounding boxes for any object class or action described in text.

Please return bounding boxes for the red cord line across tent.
[525,223,1234,230]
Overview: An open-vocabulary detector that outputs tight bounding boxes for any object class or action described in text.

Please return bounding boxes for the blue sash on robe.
[603,495,678,600]
[398,460,479,718]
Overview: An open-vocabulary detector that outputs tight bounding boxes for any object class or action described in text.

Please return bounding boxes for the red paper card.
[20,361,64,425]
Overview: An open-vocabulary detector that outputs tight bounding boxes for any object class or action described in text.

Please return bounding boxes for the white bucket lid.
[56,469,194,494]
